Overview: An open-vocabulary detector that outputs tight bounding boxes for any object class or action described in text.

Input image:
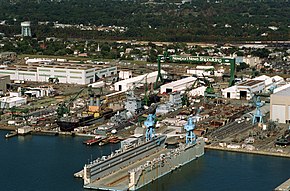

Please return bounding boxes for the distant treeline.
[0,0,289,42]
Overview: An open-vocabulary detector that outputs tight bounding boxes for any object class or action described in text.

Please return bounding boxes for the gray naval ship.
[75,115,205,191]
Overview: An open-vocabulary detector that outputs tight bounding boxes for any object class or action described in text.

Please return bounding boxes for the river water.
[0,131,289,191]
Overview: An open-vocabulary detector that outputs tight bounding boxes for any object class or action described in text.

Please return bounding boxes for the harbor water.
[0,131,289,191]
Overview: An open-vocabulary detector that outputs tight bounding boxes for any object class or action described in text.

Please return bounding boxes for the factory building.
[114,70,167,92]
[270,86,290,124]
[222,80,265,100]
[222,75,284,100]
[254,75,284,90]
[0,62,117,85]
[0,74,10,95]
[160,77,197,94]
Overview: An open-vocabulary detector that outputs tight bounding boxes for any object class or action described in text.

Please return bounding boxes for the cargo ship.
[75,134,205,190]
[57,91,114,131]
[57,108,113,132]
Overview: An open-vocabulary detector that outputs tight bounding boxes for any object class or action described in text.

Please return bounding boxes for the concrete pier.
[205,145,290,158]
[275,178,290,191]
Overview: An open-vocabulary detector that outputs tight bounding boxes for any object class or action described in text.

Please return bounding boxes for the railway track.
[209,120,253,140]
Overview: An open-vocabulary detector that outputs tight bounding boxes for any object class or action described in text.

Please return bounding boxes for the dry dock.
[78,136,205,191]
[85,148,168,191]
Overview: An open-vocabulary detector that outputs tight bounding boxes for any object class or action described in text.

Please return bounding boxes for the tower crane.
[182,78,200,106]
[202,74,216,98]
[56,88,85,118]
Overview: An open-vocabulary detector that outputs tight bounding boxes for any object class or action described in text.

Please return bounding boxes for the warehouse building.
[270,86,290,124]
[160,77,197,94]
[222,75,284,100]
[0,74,10,95]
[114,70,167,91]
[0,62,117,85]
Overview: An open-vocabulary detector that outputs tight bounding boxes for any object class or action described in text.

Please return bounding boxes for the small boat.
[109,137,121,144]
[99,139,109,146]
[83,138,101,146]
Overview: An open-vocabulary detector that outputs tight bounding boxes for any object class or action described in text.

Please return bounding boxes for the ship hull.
[57,109,114,131]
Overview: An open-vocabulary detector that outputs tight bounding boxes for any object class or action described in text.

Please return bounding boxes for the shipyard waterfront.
[0,131,289,191]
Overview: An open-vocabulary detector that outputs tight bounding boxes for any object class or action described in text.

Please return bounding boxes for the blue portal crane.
[248,88,263,125]
[144,114,156,141]
[184,110,200,144]
[184,117,196,144]
[252,96,263,124]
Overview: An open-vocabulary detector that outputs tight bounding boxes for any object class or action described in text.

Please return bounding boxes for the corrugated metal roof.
[238,80,264,86]
[273,86,290,96]
[161,77,196,88]
[114,70,166,85]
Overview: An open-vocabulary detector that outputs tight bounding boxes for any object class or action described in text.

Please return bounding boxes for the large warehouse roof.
[161,77,197,88]
[273,86,290,96]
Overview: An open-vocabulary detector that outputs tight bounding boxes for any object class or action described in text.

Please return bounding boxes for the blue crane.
[184,117,196,144]
[252,96,263,124]
[184,110,200,144]
[248,88,263,125]
[144,114,156,141]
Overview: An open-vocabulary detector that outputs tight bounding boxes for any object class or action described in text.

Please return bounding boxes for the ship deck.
[84,148,168,191]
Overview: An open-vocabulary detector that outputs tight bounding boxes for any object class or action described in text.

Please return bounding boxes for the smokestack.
[95,95,100,107]
[90,94,94,106]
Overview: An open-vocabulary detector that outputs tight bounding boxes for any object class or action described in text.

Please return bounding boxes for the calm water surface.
[0,131,289,191]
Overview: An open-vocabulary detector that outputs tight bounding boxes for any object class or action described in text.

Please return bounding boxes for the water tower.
[21,21,32,37]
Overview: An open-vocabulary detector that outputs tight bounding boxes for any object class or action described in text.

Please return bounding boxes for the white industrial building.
[222,75,284,100]
[187,66,225,77]
[270,86,290,124]
[114,70,167,91]
[188,86,207,97]
[118,70,132,80]
[0,96,27,108]
[0,61,117,85]
[254,75,284,90]
[242,56,261,67]
[160,77,197,94]
[88,81,105,89]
